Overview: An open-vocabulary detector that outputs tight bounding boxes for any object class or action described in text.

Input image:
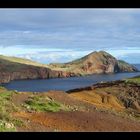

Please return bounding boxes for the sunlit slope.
[0,55,48,68]
[48,51,138,75]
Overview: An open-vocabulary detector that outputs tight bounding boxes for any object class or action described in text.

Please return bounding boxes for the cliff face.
[75,51,120,74]
[49,51,138,75]
[0,58,75,84]
[118,60,137,72]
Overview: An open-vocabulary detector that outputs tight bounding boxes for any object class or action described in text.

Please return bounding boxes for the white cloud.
[16,50,92,64]
[0,9,139,63]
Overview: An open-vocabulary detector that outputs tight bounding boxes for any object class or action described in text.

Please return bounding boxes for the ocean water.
[2,71,140,92]
[134,64,140,71]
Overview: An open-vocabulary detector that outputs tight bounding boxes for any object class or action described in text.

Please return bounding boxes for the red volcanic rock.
[59,51,138,75]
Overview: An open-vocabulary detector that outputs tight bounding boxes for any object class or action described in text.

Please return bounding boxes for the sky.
[0,8,140,64]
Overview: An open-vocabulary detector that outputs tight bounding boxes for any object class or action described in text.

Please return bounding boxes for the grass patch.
[0,87,25,131]
[0,55,49,68]
[12,119,24,127]
[125,77,140,84]
[0,90,15,121]
[0,91,13,100]
[24,95,70,112]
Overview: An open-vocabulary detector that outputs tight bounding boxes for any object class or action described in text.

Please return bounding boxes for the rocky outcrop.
[67,79,140,112]
[73,51,138,74]
[118,60,138,72]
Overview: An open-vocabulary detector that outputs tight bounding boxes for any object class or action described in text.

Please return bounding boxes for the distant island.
[0,51,138,84]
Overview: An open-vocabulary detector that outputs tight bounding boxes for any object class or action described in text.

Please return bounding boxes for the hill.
[48,51,138,75]
[67,76,140,123]
[0,55,75,84]
[0,55,48,68]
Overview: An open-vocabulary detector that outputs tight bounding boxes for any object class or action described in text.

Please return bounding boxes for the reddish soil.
[14,111,140,132]
[11,92,30,106]
[11,90,140,132]
[46,91,96,111]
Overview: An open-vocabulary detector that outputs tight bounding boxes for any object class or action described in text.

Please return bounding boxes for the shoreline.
[0,76,140,131]
[1,71,140,92]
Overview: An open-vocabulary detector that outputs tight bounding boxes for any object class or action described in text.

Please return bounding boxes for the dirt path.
[11,92,30,106]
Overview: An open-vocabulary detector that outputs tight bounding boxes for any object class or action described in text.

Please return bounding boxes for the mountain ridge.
[48,50,138,75]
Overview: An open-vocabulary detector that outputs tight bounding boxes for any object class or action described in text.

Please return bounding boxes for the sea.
[1,64,140,92]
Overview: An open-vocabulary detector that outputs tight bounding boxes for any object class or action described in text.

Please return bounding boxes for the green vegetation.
[0,58,28,72]
[118,60,130,69]
[0,90,15,121]
[118,60,138,72]
[0,86,75,131]
[0,87,24,131]
[125,76,140,84]
[0,55,50,73]
[24,95,70,112]
[0,55,48,68]
[0,120,16,132]
[48,63,72,72]
[12,119,24,127]
[118,60,129,65]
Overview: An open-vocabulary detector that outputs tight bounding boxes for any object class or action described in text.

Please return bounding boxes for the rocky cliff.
[0,58,75,84]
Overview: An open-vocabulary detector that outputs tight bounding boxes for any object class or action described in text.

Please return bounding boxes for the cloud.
[107,48,140,64]
[118,53,140,64]
[17,50,92,64]
[0,45,91,63]
[0,8,138,31]
[0,9,140,63]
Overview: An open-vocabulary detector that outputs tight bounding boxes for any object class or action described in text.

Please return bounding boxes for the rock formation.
[49,51,138,75]
[0,58,75,84]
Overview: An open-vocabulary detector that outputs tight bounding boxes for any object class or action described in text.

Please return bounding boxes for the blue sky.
[0,9,140,64]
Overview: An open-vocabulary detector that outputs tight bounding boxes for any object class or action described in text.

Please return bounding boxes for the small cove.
[2,64,140,92]
[1,72,140,92]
